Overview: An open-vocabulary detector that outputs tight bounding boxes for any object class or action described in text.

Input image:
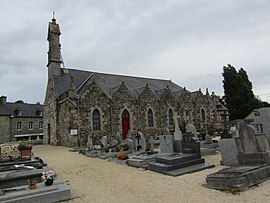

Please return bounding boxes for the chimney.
[0,96,7,105]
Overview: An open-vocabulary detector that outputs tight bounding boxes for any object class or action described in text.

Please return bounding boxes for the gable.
[52,68,184,100]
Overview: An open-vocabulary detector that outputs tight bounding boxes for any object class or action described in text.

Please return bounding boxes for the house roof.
[0,102,43,117]
[54,68,184,99]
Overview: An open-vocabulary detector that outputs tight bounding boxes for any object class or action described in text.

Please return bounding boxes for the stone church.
[44,18,225,147]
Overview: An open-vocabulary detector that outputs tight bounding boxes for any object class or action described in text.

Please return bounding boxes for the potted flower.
[28,179,37,190]
[41,170,56,186]
[17,142,33,157]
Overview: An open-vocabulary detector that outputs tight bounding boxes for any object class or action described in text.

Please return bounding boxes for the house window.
[39,121,43,129]
[93,109,101,130]
[256,124,263,133]
[168,108,173,126]
[16,122,22,130]
[147,109,154,127]
[29,121,33,130]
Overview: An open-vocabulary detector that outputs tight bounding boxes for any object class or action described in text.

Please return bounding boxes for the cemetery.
[81,114,215,176]
[2,111,270,202]
[0,142,71,203]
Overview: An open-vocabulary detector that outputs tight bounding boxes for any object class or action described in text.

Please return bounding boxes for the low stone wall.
[0,142,20,159]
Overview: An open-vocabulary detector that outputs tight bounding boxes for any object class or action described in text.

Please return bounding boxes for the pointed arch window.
[147,109,154,127]
[168,108,174,126]
[201,108,206,122]
[93,109,101,130]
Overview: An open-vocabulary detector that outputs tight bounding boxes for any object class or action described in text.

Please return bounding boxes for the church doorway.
[121,109,130,139]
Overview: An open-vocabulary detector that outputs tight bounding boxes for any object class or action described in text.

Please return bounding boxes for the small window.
[168,109,173,126]
[14,109,22,116]
[147,109,154,127]
[93,109,101,130]
[39,121,43,129]
[36,110,43,117]
[16,122,22,130]
[29,121,33,130]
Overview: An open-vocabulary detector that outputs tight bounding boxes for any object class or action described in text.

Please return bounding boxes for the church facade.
[44,18,225,147]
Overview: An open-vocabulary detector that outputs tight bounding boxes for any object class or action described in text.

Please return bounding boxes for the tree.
[222,64,269,120]
[15,100,24,104]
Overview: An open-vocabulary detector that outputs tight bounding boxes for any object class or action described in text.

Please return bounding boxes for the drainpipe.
[76,95,80,147]
[137,100,141,131]
[10,115,14,142]
[109,98,113,137]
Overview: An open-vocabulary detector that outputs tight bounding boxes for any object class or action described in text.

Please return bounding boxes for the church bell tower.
[47,17,62,78]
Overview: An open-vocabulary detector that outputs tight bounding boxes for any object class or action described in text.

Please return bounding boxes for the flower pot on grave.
[18,143,32,157]
[20,148,32,157]
[45,178,54,186]
[28,180,37,190]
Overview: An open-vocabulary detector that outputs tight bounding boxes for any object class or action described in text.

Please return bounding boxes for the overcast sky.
[1,0,270,104]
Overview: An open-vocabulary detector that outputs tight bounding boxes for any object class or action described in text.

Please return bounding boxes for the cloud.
[1,0,270,103]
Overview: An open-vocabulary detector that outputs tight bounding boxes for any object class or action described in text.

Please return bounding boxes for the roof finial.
[52,11,56,22]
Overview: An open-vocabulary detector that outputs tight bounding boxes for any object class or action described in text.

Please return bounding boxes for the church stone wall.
[57,99,78,147]
[193,92,211,130]
[111,84,138,138]
[43,79,58,145]
[138,86,161,138]
[79,82,112,145]
[179,91,194,124]
[159,88,178,130]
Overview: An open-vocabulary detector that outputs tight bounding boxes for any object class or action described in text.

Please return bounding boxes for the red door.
[122,110,130,139]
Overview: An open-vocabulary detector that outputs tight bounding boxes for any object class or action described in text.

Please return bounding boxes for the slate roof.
[0,102,43,117]
[54,68,184,100]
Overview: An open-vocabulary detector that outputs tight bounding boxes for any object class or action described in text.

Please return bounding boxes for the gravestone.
[134,131,146,152]
[173,113,183,153]
[149,133,214,176]
[204,134,212,144]
[110,139,119,146]
[162,127,171,135]
[219,138,239,166]
[127,130,132,140]
[159,135,174,154]
[149,136,155,152]
[205,125,270,191]
[116,130,122,143]
[125,139,135,152]
[235,125,270,165]
[101,136,108,149]
[186,123,198,138]
[87,129,94,151]
[173,113,183,141]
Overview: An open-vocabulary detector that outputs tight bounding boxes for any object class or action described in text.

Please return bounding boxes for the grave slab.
[0,168,48,189]
[205,165,270,191]
[0,181,71,203]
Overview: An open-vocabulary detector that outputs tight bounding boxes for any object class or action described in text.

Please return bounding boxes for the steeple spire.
[47,16,62,78]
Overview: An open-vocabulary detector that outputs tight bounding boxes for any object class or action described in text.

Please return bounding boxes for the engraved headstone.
[159,135,174,154]
[134,131,146,152]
